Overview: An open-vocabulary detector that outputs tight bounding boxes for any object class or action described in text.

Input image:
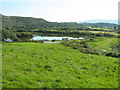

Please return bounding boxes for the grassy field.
[2,42,118,88]
[86,37,118,51]
[79,31,119,36]
[89,27,112,31]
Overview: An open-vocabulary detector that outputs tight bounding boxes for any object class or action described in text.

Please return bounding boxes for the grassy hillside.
[2,42,118,88]
[86,37,118,51]
[2,14,117,32]
[61,37,119,58]
[2,15,83,31]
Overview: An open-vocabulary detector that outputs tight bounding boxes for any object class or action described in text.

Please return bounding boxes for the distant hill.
[78,19,118,24]
[1,14,118,31]
[78,23,117,28]
[2,14,85,31]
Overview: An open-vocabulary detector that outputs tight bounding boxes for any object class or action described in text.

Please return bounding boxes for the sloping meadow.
[2,42,118,88]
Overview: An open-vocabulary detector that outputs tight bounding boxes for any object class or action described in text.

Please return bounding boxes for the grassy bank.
[2,42,118,88]
[62,37,119,57]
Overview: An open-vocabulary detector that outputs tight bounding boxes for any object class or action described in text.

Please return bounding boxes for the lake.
[32,36,84,40]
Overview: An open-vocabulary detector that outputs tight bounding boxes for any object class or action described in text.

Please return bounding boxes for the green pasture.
[2,42,118,88]
[86,37,118,51]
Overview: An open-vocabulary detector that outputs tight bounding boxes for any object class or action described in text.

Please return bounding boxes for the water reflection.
[32,36,84,40]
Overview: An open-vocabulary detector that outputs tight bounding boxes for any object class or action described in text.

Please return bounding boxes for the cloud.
[1,0,119,22]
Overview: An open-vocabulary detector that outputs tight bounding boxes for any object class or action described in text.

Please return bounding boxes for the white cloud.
[1,0,119,22]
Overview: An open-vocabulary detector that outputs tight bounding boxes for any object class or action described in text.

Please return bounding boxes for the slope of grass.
[86,37,118,51]
[2,42,118,88]
[89,27,112,31]
[79,31,119,36]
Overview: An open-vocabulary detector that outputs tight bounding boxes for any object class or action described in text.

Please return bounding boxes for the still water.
[32,36,84,40]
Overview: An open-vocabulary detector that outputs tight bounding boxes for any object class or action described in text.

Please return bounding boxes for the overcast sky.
[0,0,119,22]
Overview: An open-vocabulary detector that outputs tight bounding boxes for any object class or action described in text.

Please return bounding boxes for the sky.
[0,0,119,22]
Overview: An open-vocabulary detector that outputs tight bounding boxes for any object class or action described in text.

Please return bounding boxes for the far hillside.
[1,14,118,31]
[1,14,119,41]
